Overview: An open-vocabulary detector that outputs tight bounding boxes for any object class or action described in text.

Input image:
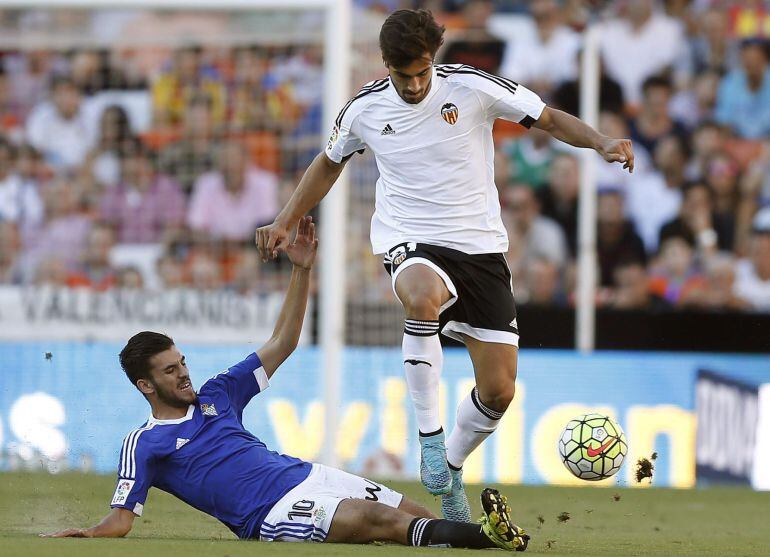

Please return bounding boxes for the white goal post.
[0,0,352,468]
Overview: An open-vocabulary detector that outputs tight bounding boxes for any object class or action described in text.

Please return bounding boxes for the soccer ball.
[558,413,628,481]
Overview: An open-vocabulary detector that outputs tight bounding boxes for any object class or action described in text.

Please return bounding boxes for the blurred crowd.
[0,0,769,315]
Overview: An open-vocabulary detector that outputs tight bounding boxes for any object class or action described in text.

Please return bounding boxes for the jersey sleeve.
[443,65,546,128]
[110,428,156,516]
[324,86,372,163]
[202,352,269,412]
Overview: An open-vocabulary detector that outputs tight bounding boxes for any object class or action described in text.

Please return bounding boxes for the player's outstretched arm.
[41,507,135,538]
[256,152,345,261]
[533,106,635,173]
[257,216,318,378]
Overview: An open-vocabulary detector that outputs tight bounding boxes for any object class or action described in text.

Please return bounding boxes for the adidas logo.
[176,438,190,450]
[381,124,395,135]
[510,318,518,328]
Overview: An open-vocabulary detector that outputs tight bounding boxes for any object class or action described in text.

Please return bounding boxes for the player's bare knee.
[479,382,516,413]
[400,290,442,320]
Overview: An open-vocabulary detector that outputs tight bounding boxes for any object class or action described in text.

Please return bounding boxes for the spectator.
[156,254,185,289]
[25,76,96,171]
[66,223,118,290]
[551,52,625,117]
[0,139,43,231]
[523,255,565,305]
[151,45,226,126]
[609,259,670,310]
[695,252,748,311]
[0,221,20,283]
[82,105,134,189]
[703,152,740,248]
[99,139,186,244]
[499,0,581,97]
[715,38,770,139]
[187,140,279,241]
[625,135,687,252]
[596,188,646,287]
[690,8,739,75]
[599,0,688,106]
[671,70,721,129]
[734,208,770,311]
[649,236,707,306]
[20,178,92,281]
[498,128,559,190]
[229,46,304,134]
[159,94,218,194]
[439,0,506,74]
[502,184,568,278]
[629,75,689,158]
[659,181,734,253]
[538,152,579,255]
[686,120,725,179]
[0,65,24,136]
[116,265,144,289]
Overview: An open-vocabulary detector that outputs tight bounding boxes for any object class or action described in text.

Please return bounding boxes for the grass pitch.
[1,472,768,557]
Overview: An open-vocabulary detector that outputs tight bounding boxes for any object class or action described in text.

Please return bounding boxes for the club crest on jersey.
[441,103,459,125]
[201,403,218,417]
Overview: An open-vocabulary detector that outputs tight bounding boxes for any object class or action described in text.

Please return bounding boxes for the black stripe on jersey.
[436,64,518,96]
[335,79,390,128]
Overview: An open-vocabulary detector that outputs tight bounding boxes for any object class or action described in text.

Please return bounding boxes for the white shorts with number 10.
[259,463,404,542]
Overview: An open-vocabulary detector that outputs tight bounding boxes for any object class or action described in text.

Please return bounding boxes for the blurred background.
[0,0,768,491]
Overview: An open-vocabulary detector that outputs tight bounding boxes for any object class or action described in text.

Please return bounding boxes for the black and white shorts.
[384,242,519,347]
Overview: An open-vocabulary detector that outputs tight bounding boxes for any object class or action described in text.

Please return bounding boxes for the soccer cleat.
[418,430,452,495]
[441,467,472,522]
[479,488,530,552]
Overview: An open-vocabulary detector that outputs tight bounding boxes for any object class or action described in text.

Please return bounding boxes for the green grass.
[1,472,768,556]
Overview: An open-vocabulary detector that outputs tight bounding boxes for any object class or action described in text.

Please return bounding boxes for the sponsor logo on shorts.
[441,103,459,125]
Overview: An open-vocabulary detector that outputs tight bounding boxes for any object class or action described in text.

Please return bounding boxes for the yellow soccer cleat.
[479,488,530,552]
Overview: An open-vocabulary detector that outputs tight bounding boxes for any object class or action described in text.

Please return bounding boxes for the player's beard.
[153,379,197,408]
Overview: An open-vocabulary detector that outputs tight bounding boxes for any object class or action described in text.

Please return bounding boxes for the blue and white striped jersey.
[110,352,312,539]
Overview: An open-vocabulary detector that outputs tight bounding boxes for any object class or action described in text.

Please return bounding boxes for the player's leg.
[326,490,529,550]
[446,337,518,471]
[394,262,453,495]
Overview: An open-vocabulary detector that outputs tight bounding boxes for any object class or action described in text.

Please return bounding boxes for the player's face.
[387,54,433,104]
[147,346,196,408]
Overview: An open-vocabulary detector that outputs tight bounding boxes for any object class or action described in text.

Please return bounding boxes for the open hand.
[285,216,318,270]
[598,137,635,173]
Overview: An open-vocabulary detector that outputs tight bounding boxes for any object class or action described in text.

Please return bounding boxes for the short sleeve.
[487,82,546,128]
[202,352,268,412]
[324,121,365,164]
[325,82,380,163]
[441,65,545,128]
[111,428,156,516]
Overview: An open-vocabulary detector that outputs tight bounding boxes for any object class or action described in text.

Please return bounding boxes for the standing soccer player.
[257,9,634,521]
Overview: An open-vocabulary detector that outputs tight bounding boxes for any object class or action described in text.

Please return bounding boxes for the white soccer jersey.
[325,64,546,255]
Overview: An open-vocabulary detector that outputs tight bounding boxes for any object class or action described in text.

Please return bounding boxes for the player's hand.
[256,218,294,262]
[285,216,318,270]
[40,528,91,538]
[597,137,634,174]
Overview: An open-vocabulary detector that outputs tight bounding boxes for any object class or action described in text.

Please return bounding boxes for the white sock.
[403,319,443,435]
[446,387,503,469]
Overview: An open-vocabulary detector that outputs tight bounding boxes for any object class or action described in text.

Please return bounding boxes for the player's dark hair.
[120,331,175,388]
[379,9,445,68]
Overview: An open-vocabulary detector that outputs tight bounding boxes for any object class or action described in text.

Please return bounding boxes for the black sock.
[407,518,496,549]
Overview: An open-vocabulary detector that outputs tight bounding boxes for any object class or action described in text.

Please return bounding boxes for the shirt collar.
[148,403,195,425]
